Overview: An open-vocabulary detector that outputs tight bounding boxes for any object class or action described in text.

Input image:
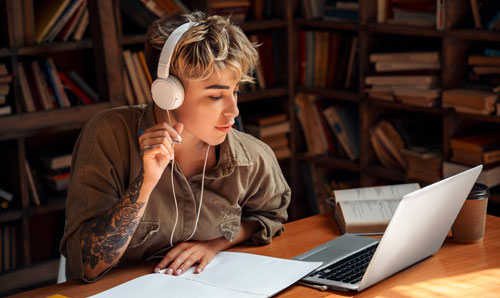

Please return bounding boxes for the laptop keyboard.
[310,244,378,284]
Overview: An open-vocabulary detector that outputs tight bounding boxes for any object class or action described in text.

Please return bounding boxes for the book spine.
[67,71,98,102]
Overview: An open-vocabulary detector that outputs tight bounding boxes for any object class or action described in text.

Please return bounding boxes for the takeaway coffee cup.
[452,183,490,244]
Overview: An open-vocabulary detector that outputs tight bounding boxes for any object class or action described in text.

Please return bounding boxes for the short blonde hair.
[145,12,258,84]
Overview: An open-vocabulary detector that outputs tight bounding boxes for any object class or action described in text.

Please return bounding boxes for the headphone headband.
[157,22,196,79]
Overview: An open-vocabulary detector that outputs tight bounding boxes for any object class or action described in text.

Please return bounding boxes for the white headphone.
[151,22,196,110]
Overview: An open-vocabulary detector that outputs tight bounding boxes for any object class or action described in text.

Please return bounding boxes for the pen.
[296,281,328,291]
[139,130,182,144]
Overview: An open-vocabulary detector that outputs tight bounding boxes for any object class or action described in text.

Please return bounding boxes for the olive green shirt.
[60,105,291,282]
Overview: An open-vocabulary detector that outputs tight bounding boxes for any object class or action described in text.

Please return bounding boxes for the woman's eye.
[209,95,223,100]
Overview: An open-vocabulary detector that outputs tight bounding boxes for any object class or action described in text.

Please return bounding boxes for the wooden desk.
[9,214,500,298]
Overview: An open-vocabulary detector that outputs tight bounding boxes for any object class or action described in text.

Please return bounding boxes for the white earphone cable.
[185,144,210,241]
[166,110,179,247]
[166,110,210,246]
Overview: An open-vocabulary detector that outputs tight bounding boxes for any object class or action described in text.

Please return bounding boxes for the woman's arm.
[80,122,183,280]
[154,220,260,275]
[80,170,156,280]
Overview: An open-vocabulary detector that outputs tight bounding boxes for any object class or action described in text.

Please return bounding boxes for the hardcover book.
[331,183,420,234]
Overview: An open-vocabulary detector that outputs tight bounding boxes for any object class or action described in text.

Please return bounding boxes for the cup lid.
[468,183,490,200]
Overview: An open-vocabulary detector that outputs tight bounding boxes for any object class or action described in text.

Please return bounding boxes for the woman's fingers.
[141,122,182,143]
[176,253,202,275]
[195,256,208,274]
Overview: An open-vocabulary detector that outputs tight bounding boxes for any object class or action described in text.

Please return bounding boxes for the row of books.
[248,32,284,90]
[123,50,153,105]
[0,188,13,211]
[25,151,72,208]
[301,0,359,21]
[0,150,71,211]
[442,51,500,115]
[369,118,500,188]
[364,51,441,107]
[14,59,98,114]
[239,113,291,160]
[298,31,358,90]
[121,0,190,30]
[377,0,445,30]
[470,0,500,31]
[209,0,250,23]
[370,118,443,181]
[295,92,359,160]
[35,0,90,44]
[0,224,17,273]
[0,64,13,116]
[450,134,500,167]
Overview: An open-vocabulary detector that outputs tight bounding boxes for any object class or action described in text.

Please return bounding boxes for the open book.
[89,252,321,298]
[330,183,420,235]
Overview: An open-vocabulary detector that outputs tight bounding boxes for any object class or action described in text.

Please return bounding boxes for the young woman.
[60,12,291,282]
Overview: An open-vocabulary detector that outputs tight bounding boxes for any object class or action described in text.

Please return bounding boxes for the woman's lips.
[215,125,233,133]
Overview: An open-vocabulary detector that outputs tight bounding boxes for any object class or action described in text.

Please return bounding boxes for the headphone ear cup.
[151,75,184,110]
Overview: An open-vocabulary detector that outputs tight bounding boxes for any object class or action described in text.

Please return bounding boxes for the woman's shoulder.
[229,129,276,163]
[84,104,148,133]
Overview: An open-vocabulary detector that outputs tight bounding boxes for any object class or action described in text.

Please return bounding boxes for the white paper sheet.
[88,252,322,298]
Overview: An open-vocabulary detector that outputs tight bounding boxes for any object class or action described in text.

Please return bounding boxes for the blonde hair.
[145,12,258,84]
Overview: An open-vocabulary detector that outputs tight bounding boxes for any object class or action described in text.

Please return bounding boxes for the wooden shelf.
[366,165,408,182]
[295,19,358,31]
[366,23,444,38]
[0,209,23,224]
[0,102,111,140]
[0,47,14,58]
[17,40,93,56]
[448,29,500,42]
[0,196,66,224]
[121,34,146,46]
[456,112,500,124]
[366,99,443,115]
[296,86,359,102]
[298,155,360,173]
[366,165,439,184]
[239,87,288,103]
[239,19,287,32]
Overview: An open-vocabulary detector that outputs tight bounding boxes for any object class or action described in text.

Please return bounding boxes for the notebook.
[293,165,482,292]
[88,252,321,298]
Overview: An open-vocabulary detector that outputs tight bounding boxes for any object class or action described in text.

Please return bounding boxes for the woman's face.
[174,70,240,146]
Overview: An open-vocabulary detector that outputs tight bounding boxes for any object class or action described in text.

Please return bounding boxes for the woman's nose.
[224,95,239,118]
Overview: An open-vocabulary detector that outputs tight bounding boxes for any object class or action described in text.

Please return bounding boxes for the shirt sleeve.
[240,141,291,245]
[59,111,138,282]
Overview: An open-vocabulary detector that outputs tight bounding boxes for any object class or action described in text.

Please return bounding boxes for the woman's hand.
[154,240,222,275]
[138,122,183,185]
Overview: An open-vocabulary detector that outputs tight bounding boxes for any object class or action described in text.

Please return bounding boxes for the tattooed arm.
[80,122,184,280]
[79,169,154,280]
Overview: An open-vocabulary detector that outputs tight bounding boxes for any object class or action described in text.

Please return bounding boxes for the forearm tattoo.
[81,170,146,269]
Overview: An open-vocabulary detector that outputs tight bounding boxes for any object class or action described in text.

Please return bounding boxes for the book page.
[89,252,322,298]
[339,199,401,225]
[333,183,420,203]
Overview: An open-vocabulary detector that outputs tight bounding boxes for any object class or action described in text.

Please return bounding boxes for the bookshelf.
[0,0,295,295]
[1,0,499,294]
[293,0,500,218]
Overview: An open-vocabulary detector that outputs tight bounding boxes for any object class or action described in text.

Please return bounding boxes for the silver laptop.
[293,165,482,292]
